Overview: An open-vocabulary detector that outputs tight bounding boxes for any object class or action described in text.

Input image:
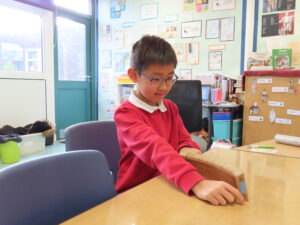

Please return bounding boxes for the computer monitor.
[201,85,211,103]
[165,80,202,133]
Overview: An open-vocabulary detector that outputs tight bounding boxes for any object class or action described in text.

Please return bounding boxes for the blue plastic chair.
[65,121,121,182]
[0,150,116,225]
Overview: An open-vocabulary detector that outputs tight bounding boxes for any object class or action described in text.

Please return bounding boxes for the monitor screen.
[202,85,211,102]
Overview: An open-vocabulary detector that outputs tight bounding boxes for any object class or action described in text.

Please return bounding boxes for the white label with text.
[275,118,292,125]
[287,109,300,116]
[249,116,264,122]
[257,78,272,84]
[272,87,288,92]
[268,101,284,107]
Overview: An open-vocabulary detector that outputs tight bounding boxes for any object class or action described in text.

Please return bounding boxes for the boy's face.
[129,63,176,106]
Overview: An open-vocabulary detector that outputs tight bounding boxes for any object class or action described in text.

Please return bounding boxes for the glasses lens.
[151,79,161,87]
[171,74,178,85]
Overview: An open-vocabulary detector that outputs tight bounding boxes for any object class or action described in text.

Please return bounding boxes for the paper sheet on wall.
[288,40,300,65]
[266,37,287,54]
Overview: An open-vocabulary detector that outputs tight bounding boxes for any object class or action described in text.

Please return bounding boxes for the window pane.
[57,17,86,81]
[54,0,91,15]
[0,6,42,72]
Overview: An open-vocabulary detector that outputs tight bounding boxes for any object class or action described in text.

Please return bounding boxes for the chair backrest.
[166,80,202,133]
[0,150,116,225]
[64,121,121,182]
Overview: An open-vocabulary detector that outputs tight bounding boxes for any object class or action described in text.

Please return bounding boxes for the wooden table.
[236,139,300,158]
[61,147,300,225]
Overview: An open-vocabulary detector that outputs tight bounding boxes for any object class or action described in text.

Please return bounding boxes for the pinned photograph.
[251,80,257,94]
[250,101,259,115]
[288,80,297,95]
[261,88,268,103]
[269,109,276,123]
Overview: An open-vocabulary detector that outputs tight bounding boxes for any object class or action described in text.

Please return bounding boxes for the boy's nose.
[157,80,169,90]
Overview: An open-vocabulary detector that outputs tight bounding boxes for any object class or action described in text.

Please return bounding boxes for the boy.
[114,35,244,206]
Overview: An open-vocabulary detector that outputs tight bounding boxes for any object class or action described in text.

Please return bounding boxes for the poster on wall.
[263,0,295,13]
[186,42,199,64]
[113,29,124,49]
[99,72,110,92]
[160,24,178,38]
[288,40,300,65]
[278,12,294,35]
[100,24,112,43]
[173,43,187,61]
[182,0,195,12]
[261,14,279,37]
[181,20,202,38]
[110,0,125,19]
[110,0,126,12]
[113,52,130,72]
[205,19,219,39]
[195,0,209,12]
[220,17,235,41]
[179,69,192,80]
[140,3,158,20]
[104,99,117,118]
[212,0,235,11]
[208,51,222,70]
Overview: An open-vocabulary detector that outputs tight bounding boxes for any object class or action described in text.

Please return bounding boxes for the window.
[0,5,43,72]
[57,17,86,81]
[54,0,91,15]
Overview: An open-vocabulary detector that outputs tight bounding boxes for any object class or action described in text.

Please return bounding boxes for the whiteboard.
[0,78,47,127]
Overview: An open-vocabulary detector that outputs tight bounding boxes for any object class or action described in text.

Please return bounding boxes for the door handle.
[79,75,92,81]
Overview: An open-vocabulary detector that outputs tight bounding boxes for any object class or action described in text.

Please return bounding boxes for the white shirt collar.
[129,90,167,113]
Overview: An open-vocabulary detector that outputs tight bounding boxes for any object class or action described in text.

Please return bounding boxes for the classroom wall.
[98,0,247,120]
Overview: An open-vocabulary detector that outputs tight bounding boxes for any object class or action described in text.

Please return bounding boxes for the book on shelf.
[272,48,292,70]
[247,52,272,71]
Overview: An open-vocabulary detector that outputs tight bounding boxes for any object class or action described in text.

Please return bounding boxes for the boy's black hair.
[130,35,178,74]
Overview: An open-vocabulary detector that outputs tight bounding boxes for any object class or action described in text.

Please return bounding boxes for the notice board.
[242,70,300,145]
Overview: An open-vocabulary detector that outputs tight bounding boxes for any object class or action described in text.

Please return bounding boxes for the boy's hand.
[192,180,245,206]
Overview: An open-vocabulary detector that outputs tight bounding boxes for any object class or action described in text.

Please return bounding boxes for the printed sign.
[268,101,284,107]
[275,118,292,125]
[272,87,288,92]
[249,116,264,122]
[257,78,272,84]
[287,109,300,116]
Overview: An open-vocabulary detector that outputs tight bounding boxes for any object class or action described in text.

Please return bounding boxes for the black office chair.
[166,80,210,151]
[166,80,202,133]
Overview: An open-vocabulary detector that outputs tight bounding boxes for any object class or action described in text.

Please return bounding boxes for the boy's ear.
[128,67,138,82]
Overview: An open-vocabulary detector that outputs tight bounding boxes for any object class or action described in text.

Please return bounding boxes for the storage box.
[19,133,45,156]
[213,112,231,120]
[213,119,242,139]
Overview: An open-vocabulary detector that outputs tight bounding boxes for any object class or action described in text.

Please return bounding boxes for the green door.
[55,12,93,139]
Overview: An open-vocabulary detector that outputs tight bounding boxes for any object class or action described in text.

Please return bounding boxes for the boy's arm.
[179,147,202,155]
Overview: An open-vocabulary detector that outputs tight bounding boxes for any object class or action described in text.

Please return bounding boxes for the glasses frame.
[140,73,178,87]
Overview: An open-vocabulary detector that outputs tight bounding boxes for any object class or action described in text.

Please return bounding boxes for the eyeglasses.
[141,73,178,87]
